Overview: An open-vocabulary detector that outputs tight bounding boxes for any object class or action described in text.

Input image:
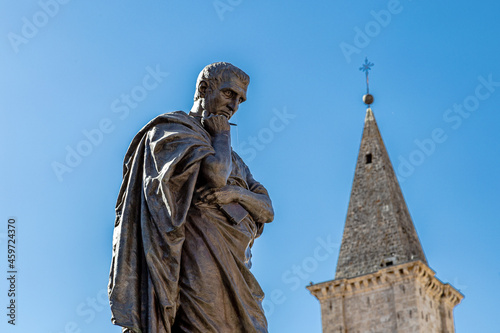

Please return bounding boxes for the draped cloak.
[108,111,268,333]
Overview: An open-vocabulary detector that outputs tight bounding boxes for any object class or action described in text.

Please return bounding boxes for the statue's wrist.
[211,131,231,140]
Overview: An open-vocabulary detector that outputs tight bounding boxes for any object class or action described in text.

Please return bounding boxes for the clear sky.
[1,1,499,332]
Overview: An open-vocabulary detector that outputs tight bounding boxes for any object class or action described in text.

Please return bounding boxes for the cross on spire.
[359,57,374,94]
[359,57,374,106]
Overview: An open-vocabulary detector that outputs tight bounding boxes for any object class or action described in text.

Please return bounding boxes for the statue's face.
[201,76,247,120]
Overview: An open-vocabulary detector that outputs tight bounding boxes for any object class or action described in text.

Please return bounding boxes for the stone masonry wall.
[308,262,463,333]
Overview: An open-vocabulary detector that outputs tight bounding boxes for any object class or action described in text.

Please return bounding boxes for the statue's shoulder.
[124,111,205,158]
[156,110,191,121]
[147,110,192,127]
[231,149,245,164]
[137,111,203,135]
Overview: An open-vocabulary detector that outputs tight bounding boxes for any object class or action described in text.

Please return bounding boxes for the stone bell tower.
[307,62,463,332]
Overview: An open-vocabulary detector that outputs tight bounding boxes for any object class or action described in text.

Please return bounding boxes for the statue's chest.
[227,152,249,189]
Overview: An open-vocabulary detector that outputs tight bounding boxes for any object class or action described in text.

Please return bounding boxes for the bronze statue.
[108,62,274,333]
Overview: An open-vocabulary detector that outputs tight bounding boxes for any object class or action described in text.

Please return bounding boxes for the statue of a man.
[108,62,274,333]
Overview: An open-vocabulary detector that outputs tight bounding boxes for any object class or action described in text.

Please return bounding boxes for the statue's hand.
[200,185,241,205]
[202,114,230,136]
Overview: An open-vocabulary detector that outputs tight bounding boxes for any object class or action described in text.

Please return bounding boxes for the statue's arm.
[240,169,274,223]
[200,179,274,224]
[200,115,232,188]
[236,185,274,223]
[197,115,273,223]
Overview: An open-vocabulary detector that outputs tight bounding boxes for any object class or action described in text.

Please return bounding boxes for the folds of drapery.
[172,151,268,332]
[109,111,214,333]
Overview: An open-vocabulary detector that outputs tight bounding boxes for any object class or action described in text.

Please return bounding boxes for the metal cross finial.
[359,57,374,94]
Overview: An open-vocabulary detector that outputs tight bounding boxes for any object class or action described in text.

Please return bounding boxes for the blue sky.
[1,0,499,332]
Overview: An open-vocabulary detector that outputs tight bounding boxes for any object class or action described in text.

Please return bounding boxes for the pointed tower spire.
[307,61,462,333]
[335,108,427,279]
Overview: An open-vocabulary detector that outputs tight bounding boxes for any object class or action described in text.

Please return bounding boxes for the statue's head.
[194,62,250,101]
[192,62,250,120]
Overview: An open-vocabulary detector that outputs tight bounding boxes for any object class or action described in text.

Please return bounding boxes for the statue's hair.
[194,62,250,101]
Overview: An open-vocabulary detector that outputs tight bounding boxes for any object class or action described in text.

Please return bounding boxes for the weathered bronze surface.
[108,62,274,333]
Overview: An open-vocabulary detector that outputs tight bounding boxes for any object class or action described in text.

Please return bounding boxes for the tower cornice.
[308,260,463,307]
